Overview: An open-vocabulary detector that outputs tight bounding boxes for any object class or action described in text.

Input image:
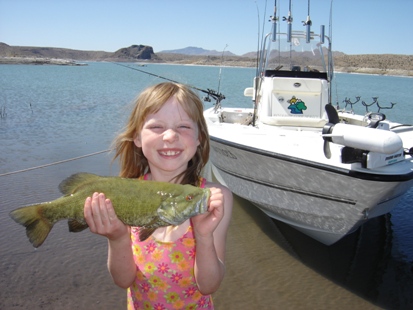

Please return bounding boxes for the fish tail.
[9,204,54,248]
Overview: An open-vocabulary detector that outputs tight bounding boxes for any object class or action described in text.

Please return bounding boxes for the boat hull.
[208,136,413,245]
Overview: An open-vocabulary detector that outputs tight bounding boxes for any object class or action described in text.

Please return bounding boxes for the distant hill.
[111,44,159,60]
[0,42,411,76]
[159,46,236,57]
[0,43,157,61]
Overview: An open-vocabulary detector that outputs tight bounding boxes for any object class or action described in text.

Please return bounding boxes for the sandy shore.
[0,56,87,65]
[334,66,412,77]
[1,56,411,77]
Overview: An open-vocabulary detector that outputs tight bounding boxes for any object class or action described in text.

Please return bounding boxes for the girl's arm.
[192,184,233,295]
[84,192,136,289]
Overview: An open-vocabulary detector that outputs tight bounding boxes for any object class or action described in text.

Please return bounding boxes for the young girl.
[83,82,233,309]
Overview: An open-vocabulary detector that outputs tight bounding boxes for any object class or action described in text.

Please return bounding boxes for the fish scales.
[9,173,210,248]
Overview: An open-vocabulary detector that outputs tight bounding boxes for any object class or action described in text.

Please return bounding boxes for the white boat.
[203,1,413,245]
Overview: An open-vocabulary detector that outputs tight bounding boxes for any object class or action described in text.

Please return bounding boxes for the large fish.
[9,173,210,248]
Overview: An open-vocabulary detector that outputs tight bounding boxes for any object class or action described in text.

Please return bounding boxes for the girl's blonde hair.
[113,82,210,186]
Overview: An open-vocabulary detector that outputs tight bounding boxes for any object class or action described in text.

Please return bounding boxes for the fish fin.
[9,204,54,248]
[138,227,157,241]
[58,172,100,195]
[68,219,89,232]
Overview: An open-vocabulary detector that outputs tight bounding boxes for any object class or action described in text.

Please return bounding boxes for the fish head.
[157,185,210,225]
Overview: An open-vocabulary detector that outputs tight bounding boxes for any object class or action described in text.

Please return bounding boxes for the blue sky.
[1,0,412,56]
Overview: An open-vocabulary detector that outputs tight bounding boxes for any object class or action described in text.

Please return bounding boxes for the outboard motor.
[322,105,404,168]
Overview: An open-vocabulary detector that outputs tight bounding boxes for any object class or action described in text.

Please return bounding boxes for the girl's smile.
[158,149,181,157]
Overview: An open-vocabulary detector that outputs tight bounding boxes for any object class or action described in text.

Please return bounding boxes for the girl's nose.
[163,129,179,142]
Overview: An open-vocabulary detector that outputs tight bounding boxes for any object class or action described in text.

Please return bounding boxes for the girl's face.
[134,96,200,181]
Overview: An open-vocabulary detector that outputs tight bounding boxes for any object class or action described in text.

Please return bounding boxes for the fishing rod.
[302,0,312,43]
[113,62,225,107]
[328,0,334,105]
[283,0,293,42]
[254,1,261,77]
[216,44,228,98]
[270,0,278,42]
[252,0,271,127]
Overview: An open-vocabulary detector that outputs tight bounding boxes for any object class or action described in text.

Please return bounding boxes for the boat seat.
[220,111,253,125]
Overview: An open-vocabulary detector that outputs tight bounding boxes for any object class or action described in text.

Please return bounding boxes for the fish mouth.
[199,189,210,214]
[156,188,211,226]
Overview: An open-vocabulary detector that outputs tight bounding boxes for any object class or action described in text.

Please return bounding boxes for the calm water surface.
[1,63,412,309]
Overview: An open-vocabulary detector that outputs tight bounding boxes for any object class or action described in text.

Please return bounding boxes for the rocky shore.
[334,66,411,77]
[2,55,412,77]
[0,56,87,66]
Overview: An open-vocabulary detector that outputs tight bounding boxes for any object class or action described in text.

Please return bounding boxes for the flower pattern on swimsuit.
[127,178,213,310]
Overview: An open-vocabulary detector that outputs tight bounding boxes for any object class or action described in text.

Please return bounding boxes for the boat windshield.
[264,31,328,75]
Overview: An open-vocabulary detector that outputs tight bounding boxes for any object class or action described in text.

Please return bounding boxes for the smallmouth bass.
[9,173,210,248]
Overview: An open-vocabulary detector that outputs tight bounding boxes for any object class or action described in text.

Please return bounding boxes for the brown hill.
[0,43,156,62]
[0,42,109,60]
[333,54,413,76]
[111,45,158,60]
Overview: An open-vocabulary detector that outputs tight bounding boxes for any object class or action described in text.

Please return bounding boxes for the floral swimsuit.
[127,177,213,310]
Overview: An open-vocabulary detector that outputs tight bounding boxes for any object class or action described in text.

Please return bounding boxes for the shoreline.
[0,56,87,66]
[1,56,412,77]
[334,66,412,78]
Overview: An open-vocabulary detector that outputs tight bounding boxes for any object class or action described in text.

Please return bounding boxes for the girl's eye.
[178,123,194,129]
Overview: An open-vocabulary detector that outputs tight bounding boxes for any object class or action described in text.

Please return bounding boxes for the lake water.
[0,62,412,309]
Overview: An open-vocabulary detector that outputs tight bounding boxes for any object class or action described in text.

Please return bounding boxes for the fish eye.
[185,195,193,201]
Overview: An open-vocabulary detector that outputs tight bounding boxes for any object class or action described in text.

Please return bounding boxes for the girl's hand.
[191,187,225,238]
[192,184,232,294]
[84,192,130,241]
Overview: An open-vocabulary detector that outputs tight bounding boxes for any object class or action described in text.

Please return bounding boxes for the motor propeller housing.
[322,105,404,167]
[322,104,339,159]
